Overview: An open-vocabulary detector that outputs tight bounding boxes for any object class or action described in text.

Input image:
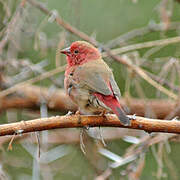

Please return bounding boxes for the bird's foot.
[65,111,74,116]
[100,110,107,117]
[75,110,81,115]
[65,110,81,116]
[130,114,136,120]
[99,110,108,122]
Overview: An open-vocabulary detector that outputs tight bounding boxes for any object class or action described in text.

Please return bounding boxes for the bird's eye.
[74,50,79,54]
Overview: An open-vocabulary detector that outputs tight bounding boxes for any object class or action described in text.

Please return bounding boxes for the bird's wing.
[81,72,112,95]
[74,60,120,96]
[109,75,121,99]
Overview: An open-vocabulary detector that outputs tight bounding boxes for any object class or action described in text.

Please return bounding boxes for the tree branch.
[0,115,180,136]
[103,36,180,56]
[0,84,178,119]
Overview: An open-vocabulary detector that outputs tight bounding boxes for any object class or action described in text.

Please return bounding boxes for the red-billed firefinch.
[61,41,130,126]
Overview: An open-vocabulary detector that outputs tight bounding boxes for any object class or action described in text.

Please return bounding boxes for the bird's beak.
[60,47,71,55]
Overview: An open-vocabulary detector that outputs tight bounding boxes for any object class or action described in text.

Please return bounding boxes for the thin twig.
[147,71,179,92]
[0,65,66,98]
[103,36,180,57]
[7,133,16,150]
[105,21,180,48]
[27,0,97,46]
[0,0,11,18]
[0,0,26,54]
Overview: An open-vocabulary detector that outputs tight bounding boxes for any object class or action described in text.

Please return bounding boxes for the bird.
[61,41,130,126]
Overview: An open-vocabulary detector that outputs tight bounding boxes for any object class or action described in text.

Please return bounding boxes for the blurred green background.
[0,0,180,179]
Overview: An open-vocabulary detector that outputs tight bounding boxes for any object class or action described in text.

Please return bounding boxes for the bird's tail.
[94,93,131,126]
[106,98,130,126]
[114,106,130,126]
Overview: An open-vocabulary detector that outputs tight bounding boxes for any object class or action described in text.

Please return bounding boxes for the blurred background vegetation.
[0,0,180,179]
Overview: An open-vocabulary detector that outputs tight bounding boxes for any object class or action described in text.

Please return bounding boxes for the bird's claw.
[130,114,136,120]
[172,116,179,121]
[100,110,107,117]
[65,110,81,116]
[75,110,81,115]
[65,111,74,116]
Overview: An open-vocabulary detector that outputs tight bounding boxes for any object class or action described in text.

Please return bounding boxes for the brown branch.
[0,84,76,112]
[0,115,180,136]
[0,84,178,119]
[27,0,177,100]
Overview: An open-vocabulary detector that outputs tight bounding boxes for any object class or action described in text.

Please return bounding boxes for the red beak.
[60,47,71,55]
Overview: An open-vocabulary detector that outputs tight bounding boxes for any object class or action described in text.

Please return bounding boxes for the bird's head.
[60,41,101,66]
